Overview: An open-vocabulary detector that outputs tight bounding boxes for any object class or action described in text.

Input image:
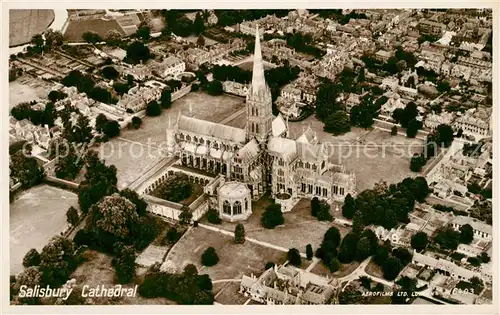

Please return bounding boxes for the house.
[418,20,446,36]
[152,56,186,78]
[375,49,392,63]
[450,216,492,240]
[412,252,482,281]
[453,110,490,140]
[239,263,337,305]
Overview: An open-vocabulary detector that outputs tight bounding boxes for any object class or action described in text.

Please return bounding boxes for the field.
[10,185,77,275]
[202,197,350,252]
[167,227,287,282]
[9,75,55,109]
[94,139,165,190]
[9,9,55,47]
[119,91,246,146]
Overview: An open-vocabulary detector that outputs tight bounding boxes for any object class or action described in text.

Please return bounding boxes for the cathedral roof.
[271,114,287,137]
[296,125,315,144]
[268,137,297,162]
[236,139,260,163]
[177,115,246,144]
[296,142,327,162]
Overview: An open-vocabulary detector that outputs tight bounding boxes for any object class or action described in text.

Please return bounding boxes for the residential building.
[450,216,492,240]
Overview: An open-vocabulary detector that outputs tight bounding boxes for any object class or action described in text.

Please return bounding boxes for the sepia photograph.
[3,3,497,311]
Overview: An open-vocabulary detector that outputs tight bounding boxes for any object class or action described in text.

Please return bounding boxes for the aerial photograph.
[7,8,494,306]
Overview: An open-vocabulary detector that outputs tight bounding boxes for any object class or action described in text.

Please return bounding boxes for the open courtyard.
[10,184,77,275]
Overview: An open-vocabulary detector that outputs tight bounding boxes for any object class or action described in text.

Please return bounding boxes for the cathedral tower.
[246,26,273,143]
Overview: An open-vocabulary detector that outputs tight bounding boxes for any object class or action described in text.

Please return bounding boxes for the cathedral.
[166,27,356,220]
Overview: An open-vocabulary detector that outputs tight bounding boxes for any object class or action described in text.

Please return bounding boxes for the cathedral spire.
[251,25,267,93]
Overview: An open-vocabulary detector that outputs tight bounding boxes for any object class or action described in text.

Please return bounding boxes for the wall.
[172,85,192,102]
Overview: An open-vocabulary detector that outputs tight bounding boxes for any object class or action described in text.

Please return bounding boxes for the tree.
[373,244,390,266]
[160,87,172,109]
[435,124,454,148]
[196,35,205,46]
[410,231,428,252]
[265,262,275,270]
[352,211,365,234]
[193,12,205,35]
[146,101,162,116]
[324,110,351,135]
[113,245,136,283]
[66,206,80,226]
[338,232,360,263]
[207,209,221,224]
[131,116,142,129]
[306,244,313,260]
[13,267,42,304]
[9,152,45,188]
[165,227,181,244]
[119,189,148,216]
[287,248,302,267]
[106,29,122,45]
[201,247,219,266]
[406,118,421,138]
[82,31,102,44]
[459,224,474,244]
[391,125,398,136]
[23,249,41,268]
[31,34,44,49]
[329,257,340,272]
[382,256,403,280]
[338,285,362,304]
[87,193,140,241]
[434,226,461,250]
[44,29,63,48]
[315,83,342,121]
[184,264,198,277]
[437,80,451,93]
[39,236,77,287]
[136,24,151,41]
[234,223,245,244]
[102,120,121,138]
[392,247,413,266]
[357,67,365,82]
[311,197,320,217]
[410,154,425,172]
[179,207,193,225]
[101,66,119,80]
[355,237,373,261]
[342,193,356,219]
[126,41,151,64]
[206,80,223,95]
[48,90,67,103]
[478,252,490,263]
[261,204,284,229]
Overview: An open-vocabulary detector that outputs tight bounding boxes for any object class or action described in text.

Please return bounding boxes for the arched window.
[214,142,219,149]
[223,201,231,214]
[255,108,259,116]
[193,136,198,143]
[255,123,259,133]
[179,134,185,140]
[206,140,211,147]
[233,201,242,215]
[312,164,317,171]
[200,138,205,144]
[186,135,191,141]
[278,169,284,176]
[245,199,248,211]
[305,162,310,169]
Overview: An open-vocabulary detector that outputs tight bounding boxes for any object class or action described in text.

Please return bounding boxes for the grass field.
[119,91,246,146]
[9,9,54,47]
[202,197,350,253]
[167,227,287,282]
[10,185,77,275]
[9,75,54,109]
[94,139,165,190]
